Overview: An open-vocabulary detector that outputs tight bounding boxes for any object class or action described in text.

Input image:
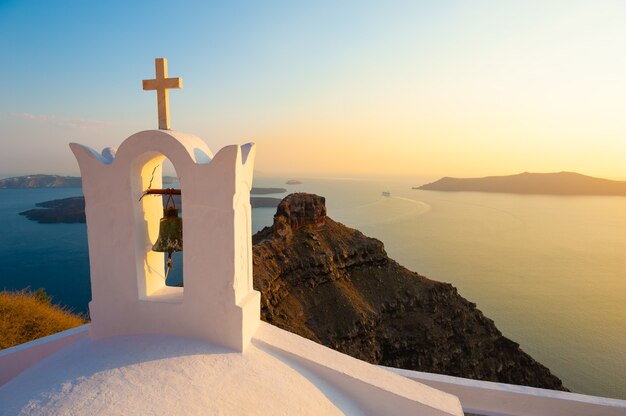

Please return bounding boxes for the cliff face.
[253,193,567,391]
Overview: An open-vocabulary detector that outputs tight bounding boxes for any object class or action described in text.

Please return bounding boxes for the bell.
[152,205,183,272]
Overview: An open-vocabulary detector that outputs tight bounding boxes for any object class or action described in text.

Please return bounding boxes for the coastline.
[1,182,625,399]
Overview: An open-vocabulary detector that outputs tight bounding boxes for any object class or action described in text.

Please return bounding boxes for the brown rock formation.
[252,193,567,391]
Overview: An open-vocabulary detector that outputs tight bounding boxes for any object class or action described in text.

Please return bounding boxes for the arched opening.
[133,152,184,302]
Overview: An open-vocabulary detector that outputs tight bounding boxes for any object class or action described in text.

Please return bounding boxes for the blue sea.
[1,176,625,400]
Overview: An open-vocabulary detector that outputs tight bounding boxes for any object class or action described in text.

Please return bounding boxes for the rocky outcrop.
[253,193,567,391]
[271,193,327,239]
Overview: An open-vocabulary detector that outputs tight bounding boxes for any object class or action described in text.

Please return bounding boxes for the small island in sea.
[285,179,302,185]
[4,173,287,224]
[415,171,626,196]
[251,187,286,194]
[20,197,86,223]
[19,194,283,224]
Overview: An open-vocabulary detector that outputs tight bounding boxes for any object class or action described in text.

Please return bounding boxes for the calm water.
[0,188,90,313]
[1,178,625,399]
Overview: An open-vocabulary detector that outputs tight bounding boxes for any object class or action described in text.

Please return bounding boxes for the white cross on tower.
[142,58,182,130]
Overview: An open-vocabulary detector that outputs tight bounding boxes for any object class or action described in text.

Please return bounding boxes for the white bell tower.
[70,59,260,351]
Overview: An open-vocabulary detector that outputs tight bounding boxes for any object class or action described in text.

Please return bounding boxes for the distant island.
[20,195,282,224]
[415,172,626,196]
[0,175,82,189]
[285,180,302,185]
[250,197,283,208]
[20,197,86,223]
[251,187,286,195]
[1,175,288,195]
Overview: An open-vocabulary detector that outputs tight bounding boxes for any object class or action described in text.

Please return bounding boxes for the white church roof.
[0,323,463,416]
[1,334,348,415]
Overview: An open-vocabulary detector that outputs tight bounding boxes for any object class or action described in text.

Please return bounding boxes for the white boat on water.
[382,191,391,197]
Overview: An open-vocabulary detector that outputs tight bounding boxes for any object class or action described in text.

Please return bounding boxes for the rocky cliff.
[253,193,567,391]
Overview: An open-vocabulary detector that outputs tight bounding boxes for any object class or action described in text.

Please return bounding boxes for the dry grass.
[0,289,86,350]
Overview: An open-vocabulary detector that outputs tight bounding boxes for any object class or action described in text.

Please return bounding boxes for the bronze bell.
[152,194,183,273]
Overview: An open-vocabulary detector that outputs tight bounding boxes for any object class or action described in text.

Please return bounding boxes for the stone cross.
[142,58,182,130]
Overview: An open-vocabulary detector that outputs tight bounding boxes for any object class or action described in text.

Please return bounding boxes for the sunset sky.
[1,1,625,179]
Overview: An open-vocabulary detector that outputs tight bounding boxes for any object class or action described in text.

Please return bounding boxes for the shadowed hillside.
[252,193,567,391]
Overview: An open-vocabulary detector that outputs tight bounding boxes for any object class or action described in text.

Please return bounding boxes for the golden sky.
[2,1,625,180]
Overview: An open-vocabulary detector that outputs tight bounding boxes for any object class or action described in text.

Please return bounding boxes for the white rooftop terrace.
[0,323,462,416]
[1,324,625,416]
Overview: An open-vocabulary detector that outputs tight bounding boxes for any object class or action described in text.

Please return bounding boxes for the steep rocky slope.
[253,193,567,391]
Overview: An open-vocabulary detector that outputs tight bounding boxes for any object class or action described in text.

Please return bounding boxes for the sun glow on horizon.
[1,1,625,181]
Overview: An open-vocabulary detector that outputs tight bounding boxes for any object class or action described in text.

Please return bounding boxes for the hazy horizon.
[2,170,626,184]
[2,1,625,180]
